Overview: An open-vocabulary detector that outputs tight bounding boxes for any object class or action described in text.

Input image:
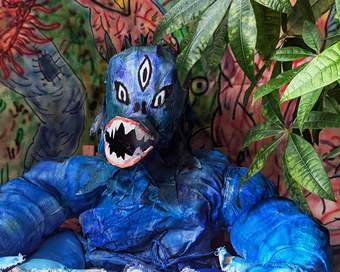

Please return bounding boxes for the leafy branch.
[155,0,339,211]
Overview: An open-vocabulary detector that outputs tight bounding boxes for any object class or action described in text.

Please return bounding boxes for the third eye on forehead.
[138,56,152,91]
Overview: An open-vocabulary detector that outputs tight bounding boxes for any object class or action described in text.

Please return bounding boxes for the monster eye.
[190,76,209,95]
[115,81,130,105]
[138,56,152,91]
[152,85,172,108]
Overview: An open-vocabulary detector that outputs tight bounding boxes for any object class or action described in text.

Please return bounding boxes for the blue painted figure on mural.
[0,46,331,272]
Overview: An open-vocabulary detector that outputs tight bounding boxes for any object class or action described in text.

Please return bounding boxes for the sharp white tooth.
[108,127,115,139]
[124,123,134,134]
[114,120,122,131]
[107,148,117,161]
[111,151,122,163]
[135,128,144,141]
[124,153,132,161]
[116,156,124,163]
[133,147,143,156]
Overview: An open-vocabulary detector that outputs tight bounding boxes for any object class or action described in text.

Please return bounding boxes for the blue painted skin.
[0,46,331,271]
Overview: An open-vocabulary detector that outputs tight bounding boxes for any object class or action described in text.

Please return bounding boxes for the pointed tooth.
[109,127,115,139]
[116,156,124,163]
[114,120,121,131]
[133,147,143,156]
[124,123,134,134]
[111,151,117,161]
[111,151,121,163]
[135,128,144,141]
[124,153,132,161]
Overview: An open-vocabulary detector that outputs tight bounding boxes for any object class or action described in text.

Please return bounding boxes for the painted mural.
[1,0,340,269]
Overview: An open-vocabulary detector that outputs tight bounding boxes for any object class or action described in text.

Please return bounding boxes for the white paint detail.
[135,128,144,141]
[104,117,154,168]
[139,56,152,90]
[153,89,166,108]
[123,122,135,134]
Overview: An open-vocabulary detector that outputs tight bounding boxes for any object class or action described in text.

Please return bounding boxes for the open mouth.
[104,116,154,168]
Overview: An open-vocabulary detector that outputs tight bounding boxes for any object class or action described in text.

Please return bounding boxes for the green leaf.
[176,0,230,83]
[295,88,323,130]
[254,64,306,101]
[287,0,334,35]
[240,136,282,186]
[302,20,321,52]
[295,0,315,23]
[285,133,335,201]
[336,0,340,22]
[253,2,281,61]
[261,92,284,124]
[272,47,314,61]
[283,149,311,213]
[244,122,283,147]
[297,111,340,129]
[281,41,340,102]
[325,34,340,48]
[323,95,340,114]
[154,0,216,42]
[243,65,266,106]
[202,14,228,74]
[252,0,292,13]
[325,146,340,159]
[311,0,335,19]
[228,0,257,81]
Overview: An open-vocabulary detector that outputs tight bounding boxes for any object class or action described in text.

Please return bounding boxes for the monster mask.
[99,45,187,168]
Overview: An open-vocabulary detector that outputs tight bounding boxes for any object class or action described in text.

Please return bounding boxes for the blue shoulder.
[221,166,277,228]
[23,155,118,215]
[193,149,276,228]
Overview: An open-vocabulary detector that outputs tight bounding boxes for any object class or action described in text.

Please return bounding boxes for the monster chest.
[79,168,218,256]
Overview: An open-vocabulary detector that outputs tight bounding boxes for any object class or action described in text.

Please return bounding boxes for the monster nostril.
[141,101,147,114]
[133,102,140,113]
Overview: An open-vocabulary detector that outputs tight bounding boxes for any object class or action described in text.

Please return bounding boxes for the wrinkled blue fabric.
[0,151,331,271]
[0,46,332,271]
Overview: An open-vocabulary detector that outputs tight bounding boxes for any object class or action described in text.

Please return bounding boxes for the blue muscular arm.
[219,166,331,272]
[0,156,116,259]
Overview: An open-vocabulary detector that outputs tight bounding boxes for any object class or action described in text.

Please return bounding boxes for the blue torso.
[79,150,229,270]
[0,150,330,272]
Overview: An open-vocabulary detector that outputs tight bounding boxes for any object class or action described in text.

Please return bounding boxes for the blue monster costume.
[0,46,331,271]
